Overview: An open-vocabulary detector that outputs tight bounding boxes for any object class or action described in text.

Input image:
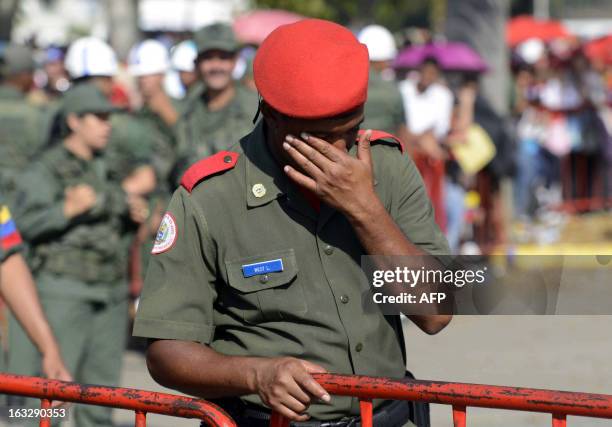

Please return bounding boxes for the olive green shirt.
[362,71,406,135]
[0,85,54,196]
[174,83,258,178]
[13,144,129,302]
[134,121,449,419]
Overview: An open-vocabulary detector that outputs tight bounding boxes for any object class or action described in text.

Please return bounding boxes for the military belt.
[209,398,413,427]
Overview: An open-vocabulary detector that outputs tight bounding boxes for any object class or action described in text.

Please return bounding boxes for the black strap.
[211,398,412,427]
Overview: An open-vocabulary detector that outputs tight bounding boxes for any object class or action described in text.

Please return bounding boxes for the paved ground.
[403,316,612,427]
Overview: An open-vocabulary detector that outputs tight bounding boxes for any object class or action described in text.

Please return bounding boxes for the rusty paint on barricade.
[310,373,612,419]
[0,373,236,427]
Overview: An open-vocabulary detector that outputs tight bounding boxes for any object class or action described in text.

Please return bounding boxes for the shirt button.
[223,155,233,163]
[324,245,334,255]
[340,295,349,304]
[355,343,363,352]
[259,274,269,284]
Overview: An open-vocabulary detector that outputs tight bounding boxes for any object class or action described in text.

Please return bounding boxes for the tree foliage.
[252,0,429,31]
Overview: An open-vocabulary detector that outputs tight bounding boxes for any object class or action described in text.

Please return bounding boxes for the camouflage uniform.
[173,22,259,180]
[9,85,128,427]
[175,83,258,172]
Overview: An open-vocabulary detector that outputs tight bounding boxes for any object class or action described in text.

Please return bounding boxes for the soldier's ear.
[65,113,81,133]
[259,100,281,125]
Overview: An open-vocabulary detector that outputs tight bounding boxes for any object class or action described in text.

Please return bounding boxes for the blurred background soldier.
[358,25,409,139]
[0,194,71,382]
[174,22,258,178]
[0,44,55,198]
[170,39,198,103]
[126,39,184,298]
[62,34,157,320]
[63,36,156,198]
[10,84,133,427]
[127,39,179,187]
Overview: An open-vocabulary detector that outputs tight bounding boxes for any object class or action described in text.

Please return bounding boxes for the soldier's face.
[419,62,440,89]
[179,70,197,89]
[137,74,164,99]
[78,113,112,151]
[264,104,365,169]
[197,50,236,91]
[91,76,114,98]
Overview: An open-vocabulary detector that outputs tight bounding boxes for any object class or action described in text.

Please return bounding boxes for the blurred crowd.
[511,36,611,221]
[0,11,611,426]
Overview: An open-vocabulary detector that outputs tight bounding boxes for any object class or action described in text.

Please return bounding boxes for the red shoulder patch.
[358,129,404,153]
[180,151,239,193]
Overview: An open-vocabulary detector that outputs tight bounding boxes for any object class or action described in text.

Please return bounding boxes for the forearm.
[0,254,62,357]
[19,202,69,241]
[347,197,452,333]
[347,197,423,257]
[146,340,260,398]
[122,165,157,196]
[149,98,179,127]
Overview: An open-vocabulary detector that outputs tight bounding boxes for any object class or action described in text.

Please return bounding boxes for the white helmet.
[516,38,545,65]
[358,25,397,62]
[65,36,118,79]
[170,40,197,72]
[128,39,170,76]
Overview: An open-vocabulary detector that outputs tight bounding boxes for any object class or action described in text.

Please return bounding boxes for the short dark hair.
[421,56,440,68]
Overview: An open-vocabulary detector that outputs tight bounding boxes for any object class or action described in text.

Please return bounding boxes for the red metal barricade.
[270,373,612,427]
[0,373,236,427]
[3,372,612,426]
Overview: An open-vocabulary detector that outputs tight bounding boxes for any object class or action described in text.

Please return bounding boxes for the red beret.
[254,19,369,119]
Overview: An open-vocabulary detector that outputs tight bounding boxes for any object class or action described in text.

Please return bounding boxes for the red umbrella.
[234,9,304,45]
[584,35,612,65]
[507,15,571,47]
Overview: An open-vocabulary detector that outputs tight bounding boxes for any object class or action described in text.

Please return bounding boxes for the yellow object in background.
[451,124,497,175]
[464,191,481,209]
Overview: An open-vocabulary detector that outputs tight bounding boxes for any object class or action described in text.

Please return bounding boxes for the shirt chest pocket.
[223,249,307,324]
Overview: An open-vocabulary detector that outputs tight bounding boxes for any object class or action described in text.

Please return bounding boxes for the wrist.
[345,191,386,225]
[40,343,61,359]
[243,357,263,394]
[63,203,75,219]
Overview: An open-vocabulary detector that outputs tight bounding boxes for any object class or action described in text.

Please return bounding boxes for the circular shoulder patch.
[151,212,177,254]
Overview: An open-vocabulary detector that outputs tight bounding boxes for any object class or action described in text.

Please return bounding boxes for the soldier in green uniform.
[358,25,408,137]
[0,44,55,197]
[63,36,158,199]
[11,84,131,427]
[0,195,71,380]
[134,20,450,426]
[127,39,181,190]
[174,22,258,178]
[63,37,159,295]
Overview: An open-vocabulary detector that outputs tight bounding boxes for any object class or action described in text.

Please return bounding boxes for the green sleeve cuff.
[132,317,215,344]
[46,203,70,231]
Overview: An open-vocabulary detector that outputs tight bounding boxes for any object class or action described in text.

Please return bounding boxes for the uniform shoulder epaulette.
[180,151,240,193]
[358,129,404,153]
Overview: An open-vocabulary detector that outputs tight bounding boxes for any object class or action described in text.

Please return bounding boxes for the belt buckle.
[320,416,359,427]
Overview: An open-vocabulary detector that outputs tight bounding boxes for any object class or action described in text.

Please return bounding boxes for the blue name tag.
[242,259,284,278]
